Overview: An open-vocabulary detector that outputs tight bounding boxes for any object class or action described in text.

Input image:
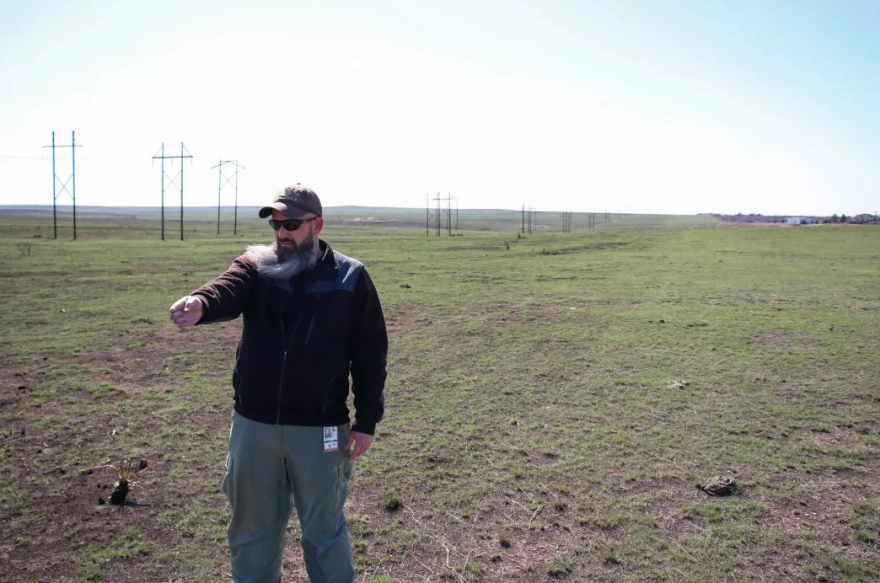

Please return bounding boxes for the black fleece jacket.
[191,240,387,434]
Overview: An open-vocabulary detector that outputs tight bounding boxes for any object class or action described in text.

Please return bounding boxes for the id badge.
[323,426,338,452]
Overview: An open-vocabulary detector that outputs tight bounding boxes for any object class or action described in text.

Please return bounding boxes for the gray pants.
[223,411,355,583]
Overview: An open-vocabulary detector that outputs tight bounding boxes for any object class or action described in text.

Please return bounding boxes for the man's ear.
[313,218,324,237]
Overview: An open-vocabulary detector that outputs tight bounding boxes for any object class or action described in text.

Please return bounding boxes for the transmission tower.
[212,159,246,235]
[42,131,82,239]
[427,192,441,237]
[446,193,457,235]
[427,192,455,236]
[562,211,573,233]
[152,143,193,241]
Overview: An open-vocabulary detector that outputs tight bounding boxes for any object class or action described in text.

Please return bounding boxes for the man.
[169,183,387,583]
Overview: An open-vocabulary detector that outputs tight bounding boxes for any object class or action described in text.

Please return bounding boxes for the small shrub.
[379,488,402,512]
[457,561,481,577]
[16,242,33,256]
[548,554,572,577]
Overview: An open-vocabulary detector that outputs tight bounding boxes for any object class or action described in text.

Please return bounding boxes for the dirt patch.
[539,241,630,256]
[764,471,872,543]
[791,427,872,452]
[747,331,815,349]
[0,320,244,582]
[383,303,447,335]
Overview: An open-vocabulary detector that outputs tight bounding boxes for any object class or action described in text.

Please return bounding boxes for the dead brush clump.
[87,458,148,505]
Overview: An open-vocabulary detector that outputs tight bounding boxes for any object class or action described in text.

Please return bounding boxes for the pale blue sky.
[1,0,877,214]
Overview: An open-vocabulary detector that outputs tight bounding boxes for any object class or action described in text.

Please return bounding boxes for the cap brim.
[258,203,311,220]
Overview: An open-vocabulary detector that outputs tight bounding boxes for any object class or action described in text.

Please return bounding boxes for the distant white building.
[786,217,812,225]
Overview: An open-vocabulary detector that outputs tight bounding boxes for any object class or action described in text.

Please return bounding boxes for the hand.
[344,430,374,461]
[169,295,203,328]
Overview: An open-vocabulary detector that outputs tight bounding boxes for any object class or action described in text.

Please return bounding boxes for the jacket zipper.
[322,357,340,417]
[304,295,320,346]
[276,300,302,424]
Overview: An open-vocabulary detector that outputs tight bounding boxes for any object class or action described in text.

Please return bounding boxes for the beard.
[245,227,317,280]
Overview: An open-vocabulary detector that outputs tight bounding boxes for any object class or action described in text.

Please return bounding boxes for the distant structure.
[562,212,572,233]
[42,131,83,239]
[212,159,245,235]
[426,192,456,236]
[522,206,536,235]
[786,217,813,225]
[152,143,193,241]
[852,214,878,224]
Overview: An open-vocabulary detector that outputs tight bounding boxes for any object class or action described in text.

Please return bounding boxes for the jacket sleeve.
[349,268,388,435]
[190,255,256,324]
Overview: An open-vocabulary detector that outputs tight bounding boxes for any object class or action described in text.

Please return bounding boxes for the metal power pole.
[179,143,185,242]
[71,131,77,239]
[153,143,193,241]
[216,159,222,234]
[43,131,83,239]
[160,143,165,240]
[212,159,246,235]
[51,132,56,239]
[435,193,441,236]
[447,193,452,236]
[234,165,240,235]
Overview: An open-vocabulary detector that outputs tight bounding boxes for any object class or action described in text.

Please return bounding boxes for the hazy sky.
[1,0,878,215]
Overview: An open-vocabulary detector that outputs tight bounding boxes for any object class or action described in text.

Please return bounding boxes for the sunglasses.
[268,217,318,232]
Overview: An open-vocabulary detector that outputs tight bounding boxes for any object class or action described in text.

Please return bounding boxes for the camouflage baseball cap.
[258,183,323,219]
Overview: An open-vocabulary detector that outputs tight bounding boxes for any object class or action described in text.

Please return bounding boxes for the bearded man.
[169,183,388,583]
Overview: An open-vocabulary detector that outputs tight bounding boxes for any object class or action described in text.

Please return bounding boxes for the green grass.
[0,215,878,581]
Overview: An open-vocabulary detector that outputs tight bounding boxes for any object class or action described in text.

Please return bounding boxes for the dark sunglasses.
[268,217,318,232]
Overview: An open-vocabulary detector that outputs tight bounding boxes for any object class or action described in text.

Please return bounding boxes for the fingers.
[169,296,200,328]
[347,433,373,461]
[344,432,355,452]
[169,297,187,313]
[172,313,197,327]
[348,442,364,461]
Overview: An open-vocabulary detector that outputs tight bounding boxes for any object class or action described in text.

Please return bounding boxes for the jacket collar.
[310,239,338,281]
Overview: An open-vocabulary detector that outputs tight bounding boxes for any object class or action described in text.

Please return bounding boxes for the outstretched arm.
[169,256,256,327]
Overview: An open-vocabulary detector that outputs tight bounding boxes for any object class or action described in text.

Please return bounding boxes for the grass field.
[0,206,719,239]
[0,214,878,582]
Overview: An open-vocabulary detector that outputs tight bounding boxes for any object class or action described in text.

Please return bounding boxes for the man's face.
[271,209,323,251]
